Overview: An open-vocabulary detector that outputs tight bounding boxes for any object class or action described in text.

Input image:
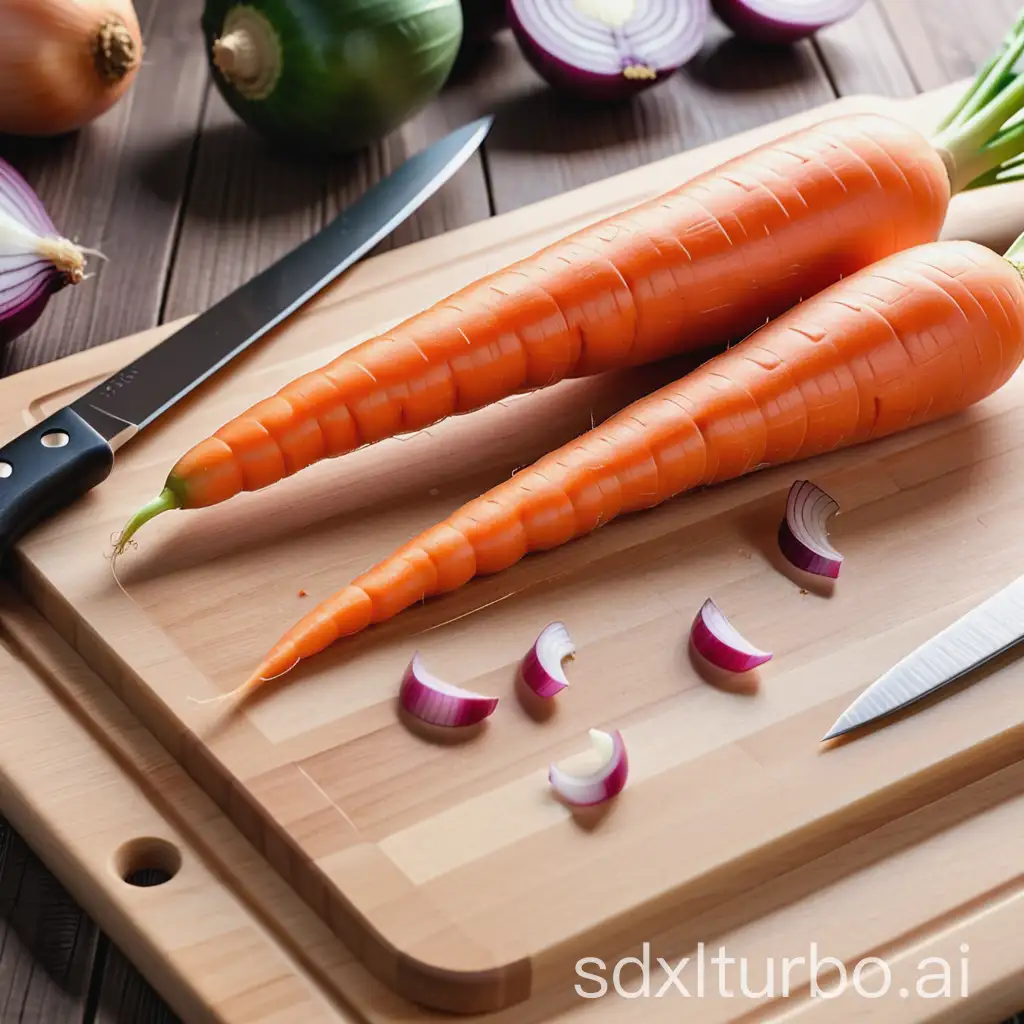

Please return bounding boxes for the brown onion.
[0,0,143,137]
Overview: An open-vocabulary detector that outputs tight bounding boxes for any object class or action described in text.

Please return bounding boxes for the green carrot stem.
[1003,225,1024,265]
[115,487,182,554]
[942,18,1024,132]
[938,54,1004,134]
[933,67,1024,192]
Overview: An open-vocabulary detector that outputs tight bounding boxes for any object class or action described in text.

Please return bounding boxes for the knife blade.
[822,574,1024,741]
[0,116,492,556]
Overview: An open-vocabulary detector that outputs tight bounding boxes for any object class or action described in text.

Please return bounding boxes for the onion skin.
[0,280,58,346]
[711,0,865,45]
[0,0,143,136]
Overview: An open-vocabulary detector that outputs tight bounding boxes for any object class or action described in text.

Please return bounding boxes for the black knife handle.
[0,408,114,559]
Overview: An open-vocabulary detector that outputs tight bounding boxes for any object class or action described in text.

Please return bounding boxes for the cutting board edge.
[2,78,1023,1019]
[2,586,1024,1024]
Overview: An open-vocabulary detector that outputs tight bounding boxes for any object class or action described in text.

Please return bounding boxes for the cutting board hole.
[115,837,182,887]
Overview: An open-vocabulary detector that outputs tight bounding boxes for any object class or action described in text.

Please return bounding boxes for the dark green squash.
[201,0,464,154]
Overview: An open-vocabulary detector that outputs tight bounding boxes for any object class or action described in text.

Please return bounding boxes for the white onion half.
[690,598,772,673]
[399,653,498,727]
[508,0,710,100]
[712,0,866,45]
[777,479,843,578]
[521,621,575,698]
[549,729,629,806]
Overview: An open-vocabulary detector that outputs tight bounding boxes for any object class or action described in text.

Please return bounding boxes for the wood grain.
[813,0,917,98]
[160,70,492,323]
[0,571,1022,1024]
[876,0,1024,90]
[2,89,1020,1017]
[479,22,838,213]
[0,0,209,377]
[0,823,96,1023]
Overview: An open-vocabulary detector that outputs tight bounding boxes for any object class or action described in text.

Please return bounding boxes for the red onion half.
[508,0,710,100]
[690,598,772,673]
[521,621,575,698]
[778,479,843,578]
[549,729,628,806]
[711,0,866,45]
[399,653,499,727]
[0,158,91,345]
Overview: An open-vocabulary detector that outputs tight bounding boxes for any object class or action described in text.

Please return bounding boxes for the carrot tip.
[114,487,182,555]
[186,657,301,707]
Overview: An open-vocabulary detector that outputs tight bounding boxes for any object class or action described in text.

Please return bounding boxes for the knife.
[0,116,492,557]
[822,574,1024,741]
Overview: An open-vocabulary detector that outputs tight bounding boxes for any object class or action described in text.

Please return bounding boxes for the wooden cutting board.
[3,85,1024,1020]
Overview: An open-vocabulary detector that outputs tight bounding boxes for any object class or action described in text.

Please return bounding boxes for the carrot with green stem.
[118,11,1024,551]
[231,228,1024,697]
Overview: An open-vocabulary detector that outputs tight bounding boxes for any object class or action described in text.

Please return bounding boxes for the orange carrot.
[231,235,1024,695]
[117,33,1024,549]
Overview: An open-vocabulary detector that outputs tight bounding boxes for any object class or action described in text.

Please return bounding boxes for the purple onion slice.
[690,598,773,673]
[508,0,710,100]
[0,156,91,345]
[778,479,843,579]
[521,621,575,698]
[399,652,499,727]
[549,729,629,806]
[711,0,866,45]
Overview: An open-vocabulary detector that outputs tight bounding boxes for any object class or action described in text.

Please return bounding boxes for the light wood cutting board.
[2,85,1024,1018]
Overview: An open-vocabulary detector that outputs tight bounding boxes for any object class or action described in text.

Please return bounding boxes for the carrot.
[118,17,1024,551]
[230,231,1024,696]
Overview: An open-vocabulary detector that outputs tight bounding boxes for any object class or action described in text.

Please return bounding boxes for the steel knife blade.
[822,574,1024,741]
[0,116,491,556]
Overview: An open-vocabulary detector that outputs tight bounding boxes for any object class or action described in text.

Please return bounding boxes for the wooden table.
[0,1,1021,1020]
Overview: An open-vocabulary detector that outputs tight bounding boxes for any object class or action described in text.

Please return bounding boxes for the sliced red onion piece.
[690,598,772,673]
[521,621,575,697]
[549,729,628,806]
[399,652,498,727]
[0,157,90,345]
[508,0,710,101]
[711,0,866,45]
[778,479,843,578]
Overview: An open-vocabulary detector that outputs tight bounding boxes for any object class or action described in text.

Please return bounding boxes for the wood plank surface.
[160,54,492,322]
[0,1,1023,1021]
[0,823,97,1023]
[480,20,837,213]
[0,0,209,376]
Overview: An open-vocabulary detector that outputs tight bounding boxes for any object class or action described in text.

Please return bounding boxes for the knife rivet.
[40,431,70,449]
[0,461,10,479]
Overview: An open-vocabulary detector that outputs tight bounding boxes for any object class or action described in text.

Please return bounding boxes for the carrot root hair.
[187,657,301,706]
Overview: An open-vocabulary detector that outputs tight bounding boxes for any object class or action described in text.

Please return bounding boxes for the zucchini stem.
[213,30,261,83]
[212,7,281,100]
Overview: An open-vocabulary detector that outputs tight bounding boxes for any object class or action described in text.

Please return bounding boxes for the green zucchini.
[201,0,464,154]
